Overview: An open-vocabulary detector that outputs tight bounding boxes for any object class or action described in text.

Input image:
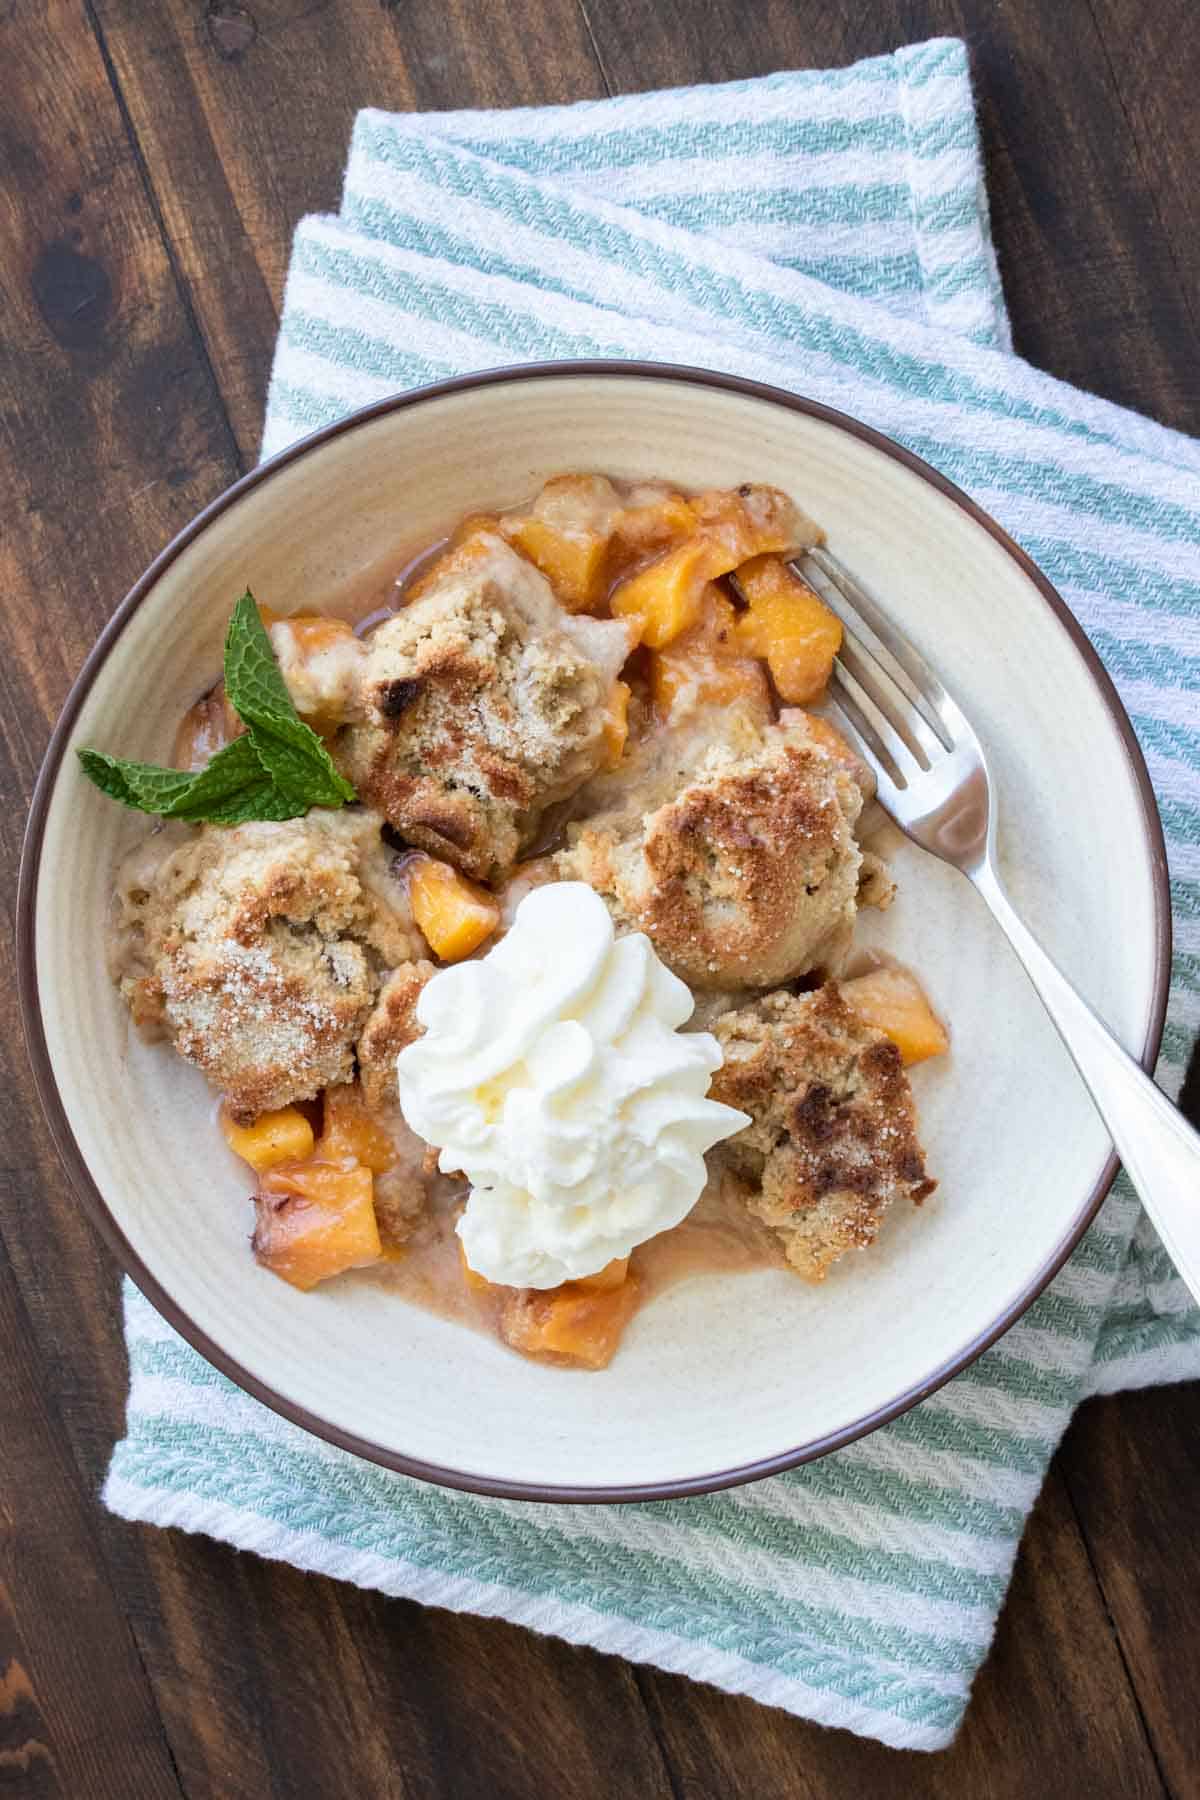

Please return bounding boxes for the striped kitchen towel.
[105,38,1200,1750]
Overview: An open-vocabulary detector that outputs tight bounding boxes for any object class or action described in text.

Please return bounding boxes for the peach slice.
[502,514,609,612]
[572,1257,630,1292]
[254,1159,381,1290]
[734,555,843,703]
[220,1104,315,1173]
[691,485,802,570]
[650,588,770,718]
[320,1082,397,1173]
[609,537,720,647]
[601,680,632,767]
[611,493,697,564]
[173,681,244,770]
[501,1275,641,1369]
[503,1274,644,1368]
[840,967,949,1066]
[407,854,501,962]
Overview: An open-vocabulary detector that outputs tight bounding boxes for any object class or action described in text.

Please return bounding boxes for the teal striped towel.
[106,39,1200,1751]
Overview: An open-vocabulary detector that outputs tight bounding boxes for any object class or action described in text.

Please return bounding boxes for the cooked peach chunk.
[458,1238,495,1293]
[220,1104,315,1172]
[501,1274,641,1369]
[692,484,807,571]
[651,588,771,718]
[450,511,501,545]
[601,680,632,768]
[174,681,243,770]
[840,966,949,1066]
[611,492,696,562]
[735,555,842,703]
[253,1159,381,1290]
[320,1082,397,1173]
[653,652,769,716]
[572,1257,630,1292]
[407,854,501,962]
[502,514,608,612]
[610,538,720,648]
[280,615,356,656]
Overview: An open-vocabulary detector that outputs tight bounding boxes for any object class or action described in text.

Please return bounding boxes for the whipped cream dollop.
[396,882,749,1288]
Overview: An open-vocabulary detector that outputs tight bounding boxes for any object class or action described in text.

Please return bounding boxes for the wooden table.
[3,3,1199,1794]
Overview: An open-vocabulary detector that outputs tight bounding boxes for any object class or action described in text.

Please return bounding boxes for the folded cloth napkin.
[105,38,1200,1751]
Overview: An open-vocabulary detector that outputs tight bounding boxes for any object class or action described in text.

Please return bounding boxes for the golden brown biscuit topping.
[711,984,936,1280]
[110,810,420,1123]
[557,708,868,989]
[341,532,632,882]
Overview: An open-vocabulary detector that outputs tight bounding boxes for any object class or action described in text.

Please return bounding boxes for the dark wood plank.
[110,1523,679,1800]
[0,0,240,1481]
[581,0,1200,431]
[1084,0,1200,418]
[632,1466,1166,1799]
[305,1583,677,1800]
[960,1,1200,436]
[0,1246,183,1798]
[1057,1385,1200,1798]
[88,0,607,461]
[0,0,241,1457]
[0,3,242,1793]
[113,1526,416,1799]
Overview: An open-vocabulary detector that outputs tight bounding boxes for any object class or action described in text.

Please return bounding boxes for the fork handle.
[972,860,1200,1305]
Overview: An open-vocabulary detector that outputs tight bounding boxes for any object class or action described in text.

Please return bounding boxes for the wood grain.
[0,0,236,1465]
[1057,1385,1200,1796]
[2,0,1198,1794]
[0,1248,182,1797]
[89,0,606,460]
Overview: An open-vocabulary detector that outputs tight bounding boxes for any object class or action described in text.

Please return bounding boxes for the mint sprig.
[223,593,355,811]
[78,590,357,824]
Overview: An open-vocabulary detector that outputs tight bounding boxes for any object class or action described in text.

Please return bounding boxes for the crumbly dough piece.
[710,984,936,1280]
[556,705,872,990]
[110,809,423,1122]
[341,532,633,882]
[357,958,435,1110]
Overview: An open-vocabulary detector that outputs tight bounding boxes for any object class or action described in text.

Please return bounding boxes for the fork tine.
[835,631,942,771]
[825,690,905,808]
[799,547,966,751]
[830,661,916,789]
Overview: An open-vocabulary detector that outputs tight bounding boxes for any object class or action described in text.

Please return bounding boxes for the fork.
[794,545,1200,1304]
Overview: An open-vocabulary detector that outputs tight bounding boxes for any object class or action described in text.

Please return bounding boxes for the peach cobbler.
[90,474,948,1369]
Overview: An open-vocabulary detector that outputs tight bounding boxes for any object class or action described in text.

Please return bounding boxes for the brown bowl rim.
[17,360,1172,1503]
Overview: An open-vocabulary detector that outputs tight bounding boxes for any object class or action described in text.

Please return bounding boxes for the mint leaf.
[223,593,356,809]
[78,750,199,813]
[78,734,296,824]
[165,733,296,821]
[78,589,358,824]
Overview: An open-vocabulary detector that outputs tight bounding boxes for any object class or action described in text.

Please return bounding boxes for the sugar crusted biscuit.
[710,983,935,1279]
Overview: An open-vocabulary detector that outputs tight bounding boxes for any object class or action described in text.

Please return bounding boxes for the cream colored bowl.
[19,364,1169,1500]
